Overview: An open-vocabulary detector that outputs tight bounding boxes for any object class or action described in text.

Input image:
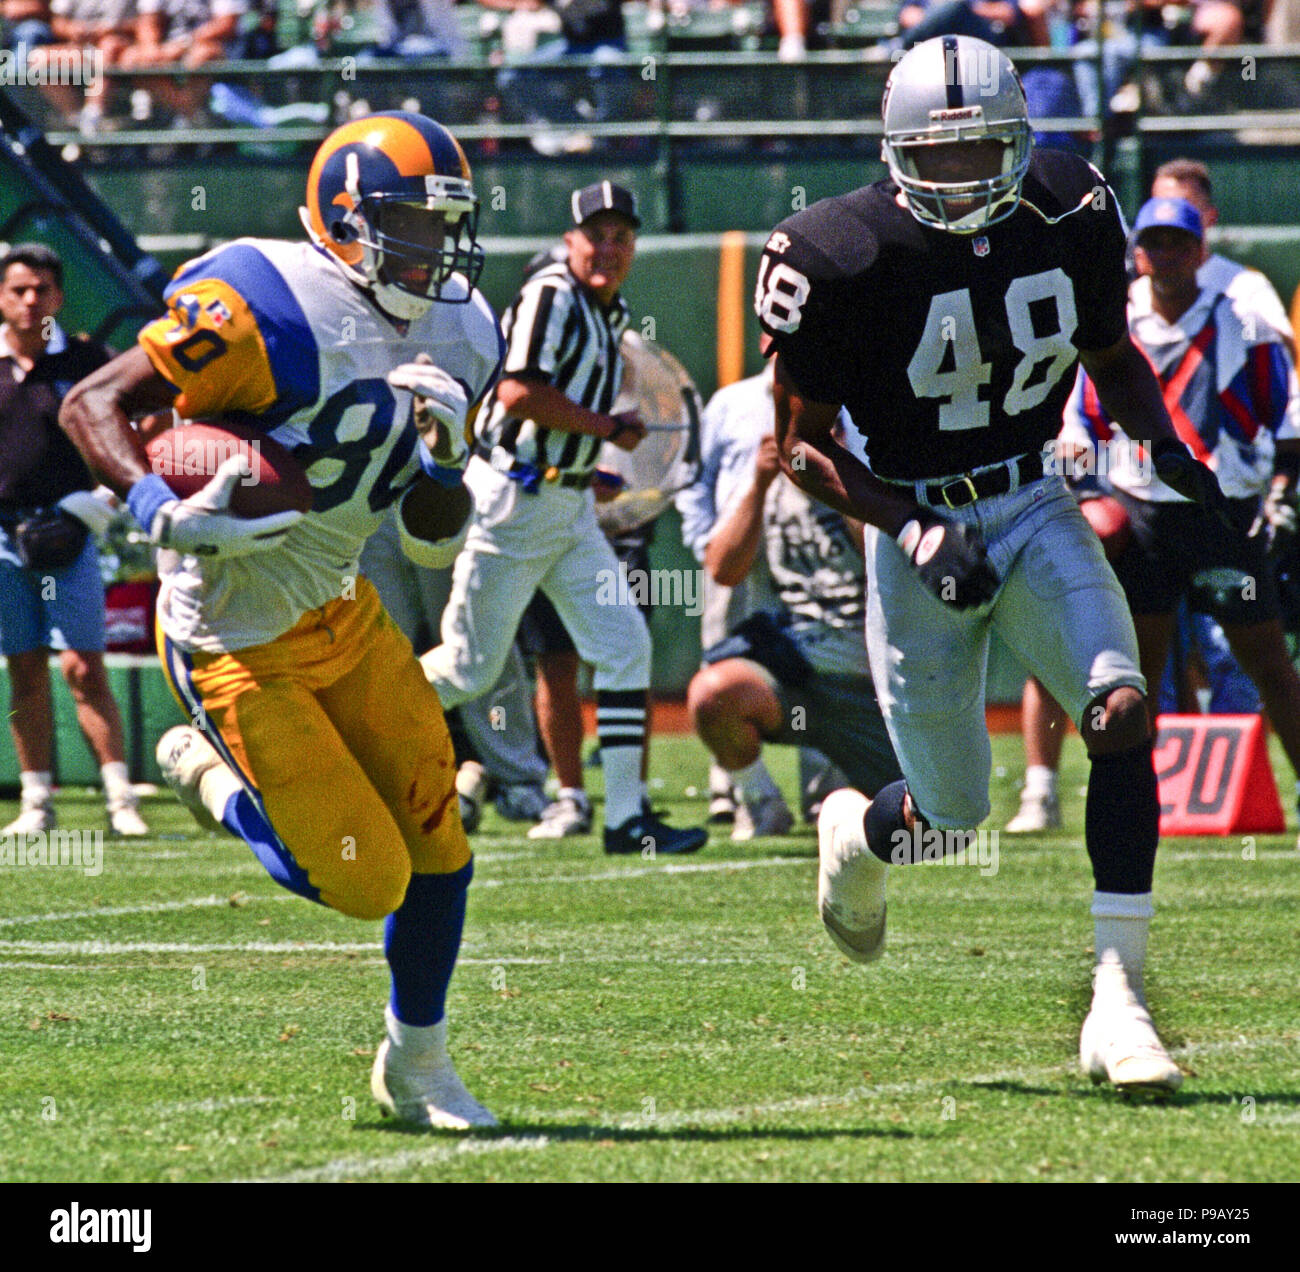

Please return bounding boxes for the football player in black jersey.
[756,35,1229,1096]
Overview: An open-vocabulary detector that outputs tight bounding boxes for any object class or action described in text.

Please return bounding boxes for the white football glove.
[57,487,118,538]
[150,455,303,557]
[387,353,471,469]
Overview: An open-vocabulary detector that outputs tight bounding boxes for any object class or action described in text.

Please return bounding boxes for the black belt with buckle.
[923,453,1043,509]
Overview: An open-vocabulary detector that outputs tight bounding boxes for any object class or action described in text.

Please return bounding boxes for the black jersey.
[756,149,1129,482]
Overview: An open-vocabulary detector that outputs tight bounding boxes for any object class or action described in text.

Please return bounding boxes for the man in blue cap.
[1064,195,1300,817]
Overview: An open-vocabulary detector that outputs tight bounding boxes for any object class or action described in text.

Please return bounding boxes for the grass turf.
[1,732,1297,1182]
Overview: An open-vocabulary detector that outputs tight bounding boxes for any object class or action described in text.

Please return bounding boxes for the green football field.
[2,732,1298,1184]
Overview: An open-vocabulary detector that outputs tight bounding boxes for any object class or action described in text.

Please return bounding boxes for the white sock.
[385,1005,448,1060]
[101,761,135,805]
[1091,891,1153,1005]
[731,758,780,805]
[200,766,242,826]
[19,771,52,807]
[557,786,589,810]
[709,762,733,799]
[602,746,643,828]
[1023,765,1057,800]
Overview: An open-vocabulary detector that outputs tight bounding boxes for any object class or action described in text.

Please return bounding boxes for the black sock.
[864,779,916,864]
[1085,741,1159,894]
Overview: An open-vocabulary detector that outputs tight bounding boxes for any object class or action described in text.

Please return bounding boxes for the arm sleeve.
[500,279,576,382]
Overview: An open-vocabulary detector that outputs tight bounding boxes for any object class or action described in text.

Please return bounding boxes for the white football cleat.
[1004,789,1061,834]
[528,791,592,839]
[817,788,888,962]
[371,1013,497,1130]
[2,799,55,837]
[1080,1000,1183,1097]
[107,796,149,837]
[156,725,228,834]
[731,792,794,841]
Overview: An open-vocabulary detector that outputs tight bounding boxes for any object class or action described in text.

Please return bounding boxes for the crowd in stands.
[1,0,1297,134]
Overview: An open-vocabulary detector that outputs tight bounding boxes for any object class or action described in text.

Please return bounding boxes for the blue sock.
[385,862,473,1027]
[222,790,321,904]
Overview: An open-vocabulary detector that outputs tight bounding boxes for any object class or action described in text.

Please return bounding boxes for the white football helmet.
[881,35,1032,235]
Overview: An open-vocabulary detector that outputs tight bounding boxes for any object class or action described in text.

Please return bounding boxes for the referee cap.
[571,181,641,229]
[1133,196,1203,242]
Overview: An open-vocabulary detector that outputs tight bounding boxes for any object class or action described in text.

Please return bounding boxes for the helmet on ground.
[302,111,484,319]
[881,36,1032,234]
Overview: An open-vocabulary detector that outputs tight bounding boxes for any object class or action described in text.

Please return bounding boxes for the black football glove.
[1152,438,1232,526]
[895,509,999,609]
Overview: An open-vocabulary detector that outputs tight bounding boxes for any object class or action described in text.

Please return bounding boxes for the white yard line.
[0,858,807,932]
[0,894,292,928]
[244,1135,551,1183]
[478,856,808,888]
[517,1034,1299,1128]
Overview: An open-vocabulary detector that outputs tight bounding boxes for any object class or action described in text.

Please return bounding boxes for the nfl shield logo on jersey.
[973,236,990,257]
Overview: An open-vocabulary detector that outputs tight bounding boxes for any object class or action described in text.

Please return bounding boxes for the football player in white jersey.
[60,112,504,1130]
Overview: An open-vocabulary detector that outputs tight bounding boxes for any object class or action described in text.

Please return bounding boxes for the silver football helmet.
[881,35,1032,235]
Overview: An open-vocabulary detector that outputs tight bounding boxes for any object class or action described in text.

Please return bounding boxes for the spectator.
[2,0,56,56]
[25,0,136,133]
[118,0,246,126]
[1067,198,1300,837]
[0,243,147,838]
[897,0,1035,48]
[1184,0,1272,96]
[483,0,629,150]
[364,0,466,58]
[687,431,901,833]
[676,346,851,834]
[1007,157,1300,833]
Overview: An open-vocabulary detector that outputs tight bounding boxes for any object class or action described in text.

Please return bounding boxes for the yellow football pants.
[159,578,469,919]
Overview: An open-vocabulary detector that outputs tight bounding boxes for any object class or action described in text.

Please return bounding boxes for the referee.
[421,182,707,856]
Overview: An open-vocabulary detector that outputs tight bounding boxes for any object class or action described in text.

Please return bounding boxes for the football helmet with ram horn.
[302,111,484,320]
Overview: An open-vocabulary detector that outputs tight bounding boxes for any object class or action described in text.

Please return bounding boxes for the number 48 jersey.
[139,238,503,653]
[755,149,1129,482]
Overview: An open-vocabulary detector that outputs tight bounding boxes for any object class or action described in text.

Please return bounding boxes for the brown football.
[144,421,313,517]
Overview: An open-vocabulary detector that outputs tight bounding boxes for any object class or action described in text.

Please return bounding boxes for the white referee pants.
[359,512,548,789]
[425,458,652,707]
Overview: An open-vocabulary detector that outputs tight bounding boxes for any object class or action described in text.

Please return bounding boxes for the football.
[144,420,314,518]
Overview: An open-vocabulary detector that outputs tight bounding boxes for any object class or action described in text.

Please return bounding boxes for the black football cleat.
[603,813,708,857]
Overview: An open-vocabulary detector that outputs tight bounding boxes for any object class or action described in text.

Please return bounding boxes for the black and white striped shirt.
[479,261,630,475]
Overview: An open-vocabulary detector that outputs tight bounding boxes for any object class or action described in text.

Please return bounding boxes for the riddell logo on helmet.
[943,44,1001,96]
